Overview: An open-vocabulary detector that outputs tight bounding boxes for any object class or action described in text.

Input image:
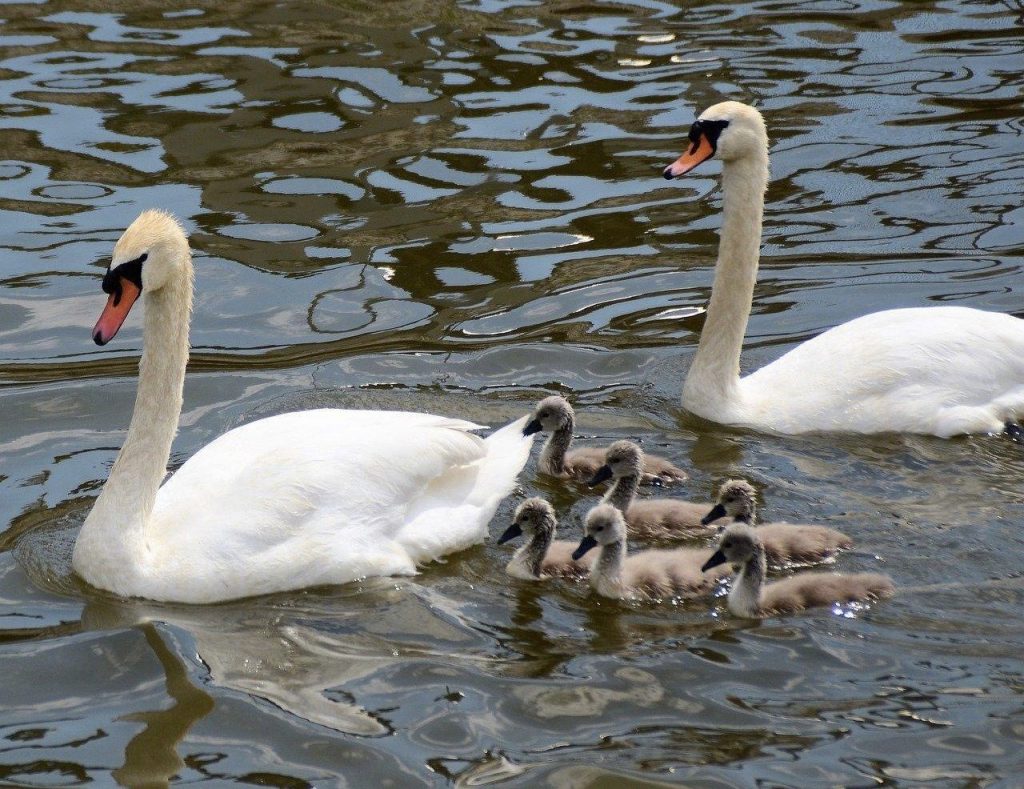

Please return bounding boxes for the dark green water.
[2,1,1024,785]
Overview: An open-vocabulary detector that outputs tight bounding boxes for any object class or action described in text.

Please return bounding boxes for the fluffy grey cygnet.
[589,441,725,540]
[702,523,895,618]
[498,498,593,580]
[522,396,687,485]
[701,479,853,564]
[570,505,729,601]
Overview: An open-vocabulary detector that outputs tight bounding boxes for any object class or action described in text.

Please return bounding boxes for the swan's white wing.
[742,307,1024,435]
[147,409,507,600]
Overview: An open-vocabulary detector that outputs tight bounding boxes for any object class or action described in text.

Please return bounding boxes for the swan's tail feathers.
[473,414,534,503]
[396,415,535,564]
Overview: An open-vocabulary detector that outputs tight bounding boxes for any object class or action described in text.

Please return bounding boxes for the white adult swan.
[664,100,1024,437]
[72,210,534,603]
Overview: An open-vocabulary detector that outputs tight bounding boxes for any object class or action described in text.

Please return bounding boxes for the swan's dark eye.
[689,119,729,152]
[594,526,604,532]
[539,411,549,418]
[102,252,147,299]
[723,540,733,548]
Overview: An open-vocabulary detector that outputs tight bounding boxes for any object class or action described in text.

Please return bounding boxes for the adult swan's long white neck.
[73,210,533,603]
[665,100,1024,438]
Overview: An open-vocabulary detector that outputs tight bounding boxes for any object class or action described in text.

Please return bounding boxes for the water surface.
[2,0,1024,785]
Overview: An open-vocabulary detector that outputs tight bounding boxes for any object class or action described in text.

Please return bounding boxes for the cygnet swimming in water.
[569,500,855,602]
[570,505,729,601]
[701,523,895,618]
[589,441,725,539]
[498,498,593,580]
[701,479,852,564]
[522,396,687,485]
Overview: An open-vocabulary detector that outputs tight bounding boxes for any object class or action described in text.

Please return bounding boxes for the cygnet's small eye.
[594,525,604,532]
[539,411,549,418]
[723,540,733,548]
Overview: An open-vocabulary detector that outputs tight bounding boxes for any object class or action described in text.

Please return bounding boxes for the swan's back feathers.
[473,414,534,508]
[157,409,486,535]
[149,409,529,601]
[742,307,1024,435]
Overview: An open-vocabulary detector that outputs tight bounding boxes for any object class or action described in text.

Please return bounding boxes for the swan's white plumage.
[148,411,531,602]
[72,210,533,603]
[672,101,1024,437]
[738,307,1024,436]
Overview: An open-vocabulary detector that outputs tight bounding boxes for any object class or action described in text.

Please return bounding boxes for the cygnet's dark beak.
[522,418,542,436]
[701,549,728,573]
[587,465,613,487]
[701,503,727,526]
[497,523,523,545]
[571,534,598,561]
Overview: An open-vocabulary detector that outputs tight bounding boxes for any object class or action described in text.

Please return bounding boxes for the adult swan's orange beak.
[93,255,145,346]
[663,118,729,179]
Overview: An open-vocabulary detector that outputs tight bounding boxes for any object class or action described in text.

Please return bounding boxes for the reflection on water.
[112,624,215,788]
[2,0,1024,784]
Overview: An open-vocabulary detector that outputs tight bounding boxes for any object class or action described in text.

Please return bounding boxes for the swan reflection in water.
[15,515,496,784]
[80,591,396,742]
[15,522,430,768]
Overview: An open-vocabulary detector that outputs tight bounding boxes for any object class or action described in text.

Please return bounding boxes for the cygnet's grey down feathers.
[499,498,593,580]
[591,440,721,540]
[702,479,853,564]
[703,523,894,618]
[571,504,730,601]
[523,397,687,485]
[753,522,852,565]
[754,571,895,616]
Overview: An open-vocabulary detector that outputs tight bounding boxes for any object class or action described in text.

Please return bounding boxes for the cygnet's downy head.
[588,440,644,487]
[499,498,556,545]
[94,209,190,346]
[523,395,574,436]
[571,504,626,560]
[701,479,757,526]
[701,523,759,573]
[663,100,767,179]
